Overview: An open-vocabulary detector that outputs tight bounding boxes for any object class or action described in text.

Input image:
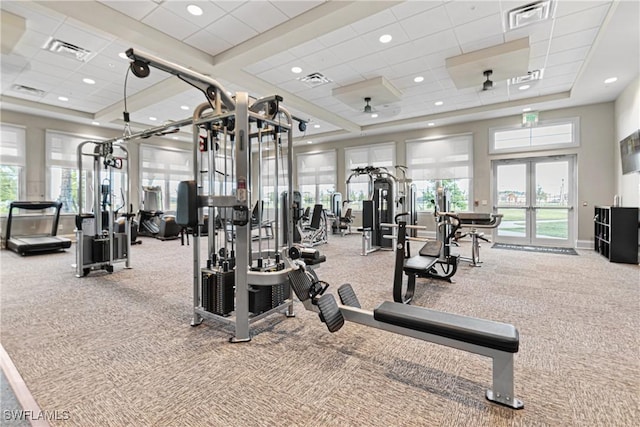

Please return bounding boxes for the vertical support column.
[486,352,524,409]
[231,92,251,343]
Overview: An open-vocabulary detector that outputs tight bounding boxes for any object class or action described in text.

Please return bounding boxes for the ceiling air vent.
[510,69,545,85]
[507,1,553,30]
[11,84,46,97]
[42,36,94,62]
[298,72,332,88]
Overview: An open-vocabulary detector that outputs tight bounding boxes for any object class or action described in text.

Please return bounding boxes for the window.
[345,143,395,210]
[490,118,579,154]
[260,155,289,209]
[0,124,26,213]
[140,144,192,212]
[406,134,473,212]
[46,130,103,214]
[297,150,336,209]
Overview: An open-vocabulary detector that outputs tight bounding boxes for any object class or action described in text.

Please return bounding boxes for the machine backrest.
[309,204,323,230]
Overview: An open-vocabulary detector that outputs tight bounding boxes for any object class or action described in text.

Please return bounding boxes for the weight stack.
[201,269,234,316]
[271,282,291,307]
[249,286,272,316]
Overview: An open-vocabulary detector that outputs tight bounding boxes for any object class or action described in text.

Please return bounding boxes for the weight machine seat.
[373,301,519,353]
[403,255,439,274]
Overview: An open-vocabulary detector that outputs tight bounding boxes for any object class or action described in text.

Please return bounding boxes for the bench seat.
[403,255,439,274]
[373,301,519,353]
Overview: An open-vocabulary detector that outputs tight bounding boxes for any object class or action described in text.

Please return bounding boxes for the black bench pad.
[404,255,439,273]
[373,301,519,353]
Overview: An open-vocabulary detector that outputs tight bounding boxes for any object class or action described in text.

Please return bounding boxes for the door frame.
[491,155,577,247]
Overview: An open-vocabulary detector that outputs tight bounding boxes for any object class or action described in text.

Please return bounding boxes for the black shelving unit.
[594,206,639,264]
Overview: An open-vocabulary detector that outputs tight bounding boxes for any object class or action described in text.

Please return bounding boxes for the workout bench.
[287,266,523,410]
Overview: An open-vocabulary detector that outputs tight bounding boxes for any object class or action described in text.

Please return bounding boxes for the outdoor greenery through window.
[0,124,26,214]
[406,134,472,212]
[345,143,395,210]
[261,155,289,210]
[46,131,100,214]
[297,150,336,209]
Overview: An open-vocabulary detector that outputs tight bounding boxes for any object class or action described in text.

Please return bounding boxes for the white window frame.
[405,133,473,212]
[297,150,337,209]
[45,130,104,214]
[489,117,580,154]
[345,142,396,210]
[0,123,27,209]
[140,144,192,212]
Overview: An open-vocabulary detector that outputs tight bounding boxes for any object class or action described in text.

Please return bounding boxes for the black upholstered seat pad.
[403,255,438,273]
[373,301,519,353]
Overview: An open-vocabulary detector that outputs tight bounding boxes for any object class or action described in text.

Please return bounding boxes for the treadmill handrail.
[6,201,63,240]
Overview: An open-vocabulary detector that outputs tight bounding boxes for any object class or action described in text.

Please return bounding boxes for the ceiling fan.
[482,69,494,91]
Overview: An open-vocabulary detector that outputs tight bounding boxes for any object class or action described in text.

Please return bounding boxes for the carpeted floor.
[0,233,638,426]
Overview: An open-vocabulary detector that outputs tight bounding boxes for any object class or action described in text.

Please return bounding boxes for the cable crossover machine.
[124,48,308,342]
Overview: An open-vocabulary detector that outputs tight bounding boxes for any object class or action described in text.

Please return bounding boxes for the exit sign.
[522,111,539,127]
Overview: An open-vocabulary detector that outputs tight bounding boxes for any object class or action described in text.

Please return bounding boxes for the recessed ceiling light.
[181,105,189,110]
[604,77,618,84]
[518,84,530,90]
[291,66,302,74]
[307,140,313,144]
[173,136,179,140]
[92,121,100,126]
[523,107,532,112]
[371,113,379,118]
[118,52,128,60]
[149,117,157,121]
[414,76,424,83]
[427,122,435,127]
[187,4,203,16]
[434,101,443,106]
[379,34,392,44]
[83,78,95,85]
[58,96,68,101]
[313,124,320,129]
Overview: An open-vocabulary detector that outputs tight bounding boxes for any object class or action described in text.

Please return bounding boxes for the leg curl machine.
[454,213,503,267]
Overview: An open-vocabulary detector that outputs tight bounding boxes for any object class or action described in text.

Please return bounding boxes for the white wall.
[293,102,615,244]
[614,75,640,207]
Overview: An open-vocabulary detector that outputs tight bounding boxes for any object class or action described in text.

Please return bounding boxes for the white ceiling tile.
[31,50,84,72]
[412,30,460,56]
[460,34,505,53]
[271,0,323,18]
[316,25,359,48]
[360,22,410,53]
[287,38,326,59]
[360,65,396,81]
[444,0,501,27]
[231,1,288,33]
[142,7,199,41]
[390,0,444,21]
[400,5,452,39]
[544,61,584,78]
[350,9,398,35]
[9,29,50,59]
[503,21,553,44]
[553,4,609,38]
[185,29,233,56]
[98,0,158,21]
[530,40,550,59]
[331,37,377,63]
[390,57,429,79]
[423,47,462,69]
[345,53,391,75]
[320,63,361,85]
[554,0,612,18]
[453,13,504,46]
[1,55,29,77]
[542,46,591,68]
[205,14,258,46]
[244,59,276,75]
[53,20,115,52]
[380,41,421,67]
[213,1,247,13]
[299,48,343,71]
[548,27,599,55]
[160,1,226,28]
[257,68,295,85]
[1,1,65,35]
[265,51,299,69]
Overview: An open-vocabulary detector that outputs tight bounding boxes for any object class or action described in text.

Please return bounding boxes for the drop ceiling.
[0,0,638,145]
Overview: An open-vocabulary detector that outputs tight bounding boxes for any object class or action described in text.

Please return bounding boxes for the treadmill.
[4,201,72,255]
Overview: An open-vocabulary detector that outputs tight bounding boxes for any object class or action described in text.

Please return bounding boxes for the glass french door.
[492,156,576,247]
